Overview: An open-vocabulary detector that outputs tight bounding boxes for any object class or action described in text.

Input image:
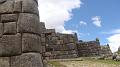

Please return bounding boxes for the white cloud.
[102,29,120,34]
[38,0,82,34]
[107,34,120,52]
[92,16,102,27]
[80,21,87,25]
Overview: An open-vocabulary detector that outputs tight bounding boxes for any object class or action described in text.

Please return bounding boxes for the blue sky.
[39,0,120,52]
[65,0,120,45]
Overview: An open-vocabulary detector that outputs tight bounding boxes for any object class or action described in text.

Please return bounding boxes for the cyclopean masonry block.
[13,0,22,13]
[1,14,18,22]
[4,22,17,34]
[22,0,39,15]
[0,0,14,14]
[0,34,21,57]
[0,57,10,67]
[11,53,43,67]
[22,33,42,53]
[17,13,40,34]
[0,23,3,37]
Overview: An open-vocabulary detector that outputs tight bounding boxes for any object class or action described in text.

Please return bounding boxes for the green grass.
[95,59,120,65]
[48,57,120,67]
[48,61,66,67]
[82,57,120,65]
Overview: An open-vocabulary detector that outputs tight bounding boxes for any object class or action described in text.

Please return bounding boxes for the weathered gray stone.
[17,13,41,34]
[0,34,21,56]
[0,0,6,4]
[41,37,46,43]
[66,43,76,50]
[42,46,46,53]
[4,22,17,34]
[22,33,42,53]
[39,22,46,33]
[0,23,3,37]
[0,1,14,14]
[11,53,43,67]
[116,56,120,61]
[1,14,18,22]
[0,57,9,67]
[22,0,39,15]
[13,0,22,13]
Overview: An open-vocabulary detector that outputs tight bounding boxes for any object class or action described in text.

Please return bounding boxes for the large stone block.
[13,0,22,13]
[41,46,46,53]
[1,14,18,22]
[0,23,3,37]
[39,22,46,33]
[22,0,39,15]
[4,22,17,34]
[11,53,43,67]
[22,33,42,53]
[41,37,46,43]
[17,13,41,34]
[0,1,14,14]
[66,43,76,50]
[0,34,21,56]
[0,57,9,67]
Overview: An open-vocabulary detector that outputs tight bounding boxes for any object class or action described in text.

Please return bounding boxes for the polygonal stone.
[0,1,14,14]
[66,43,76,50]
[0,57,9,67]
[13,0,22,13]
[11,53,43,67]
[42,46,46,53]
[39,22,46,33]
[22,0,39,15]
[1,14,18,22]
[17,13,41,34]
[22,33,42,53]
[0,34,21,57]
[0,23,3,37]
[41,37,46,43]
[4,22,17,34]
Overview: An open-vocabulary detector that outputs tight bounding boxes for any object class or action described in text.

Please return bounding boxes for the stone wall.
[77,41,101,57]
[43,29,78,59]
[0,0,44,67]
[100,44,112,56]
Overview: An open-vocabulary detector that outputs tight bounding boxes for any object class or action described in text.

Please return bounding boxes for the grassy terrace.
[48,57,120,67]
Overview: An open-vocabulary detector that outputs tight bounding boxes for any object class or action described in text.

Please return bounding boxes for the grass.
[82,57,120,65]
[48,61,66,67]
[48,57,120,67]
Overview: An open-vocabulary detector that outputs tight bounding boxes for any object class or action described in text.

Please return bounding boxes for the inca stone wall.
[0,0,44,67]
[100,44,112,56]
[77,41,101,57]
[43,29,78,59]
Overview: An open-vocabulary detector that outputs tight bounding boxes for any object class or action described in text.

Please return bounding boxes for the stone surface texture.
[0,0,44,67]
[77,41,101,57]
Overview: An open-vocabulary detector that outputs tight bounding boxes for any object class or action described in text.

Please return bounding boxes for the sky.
[38,0,120,52]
